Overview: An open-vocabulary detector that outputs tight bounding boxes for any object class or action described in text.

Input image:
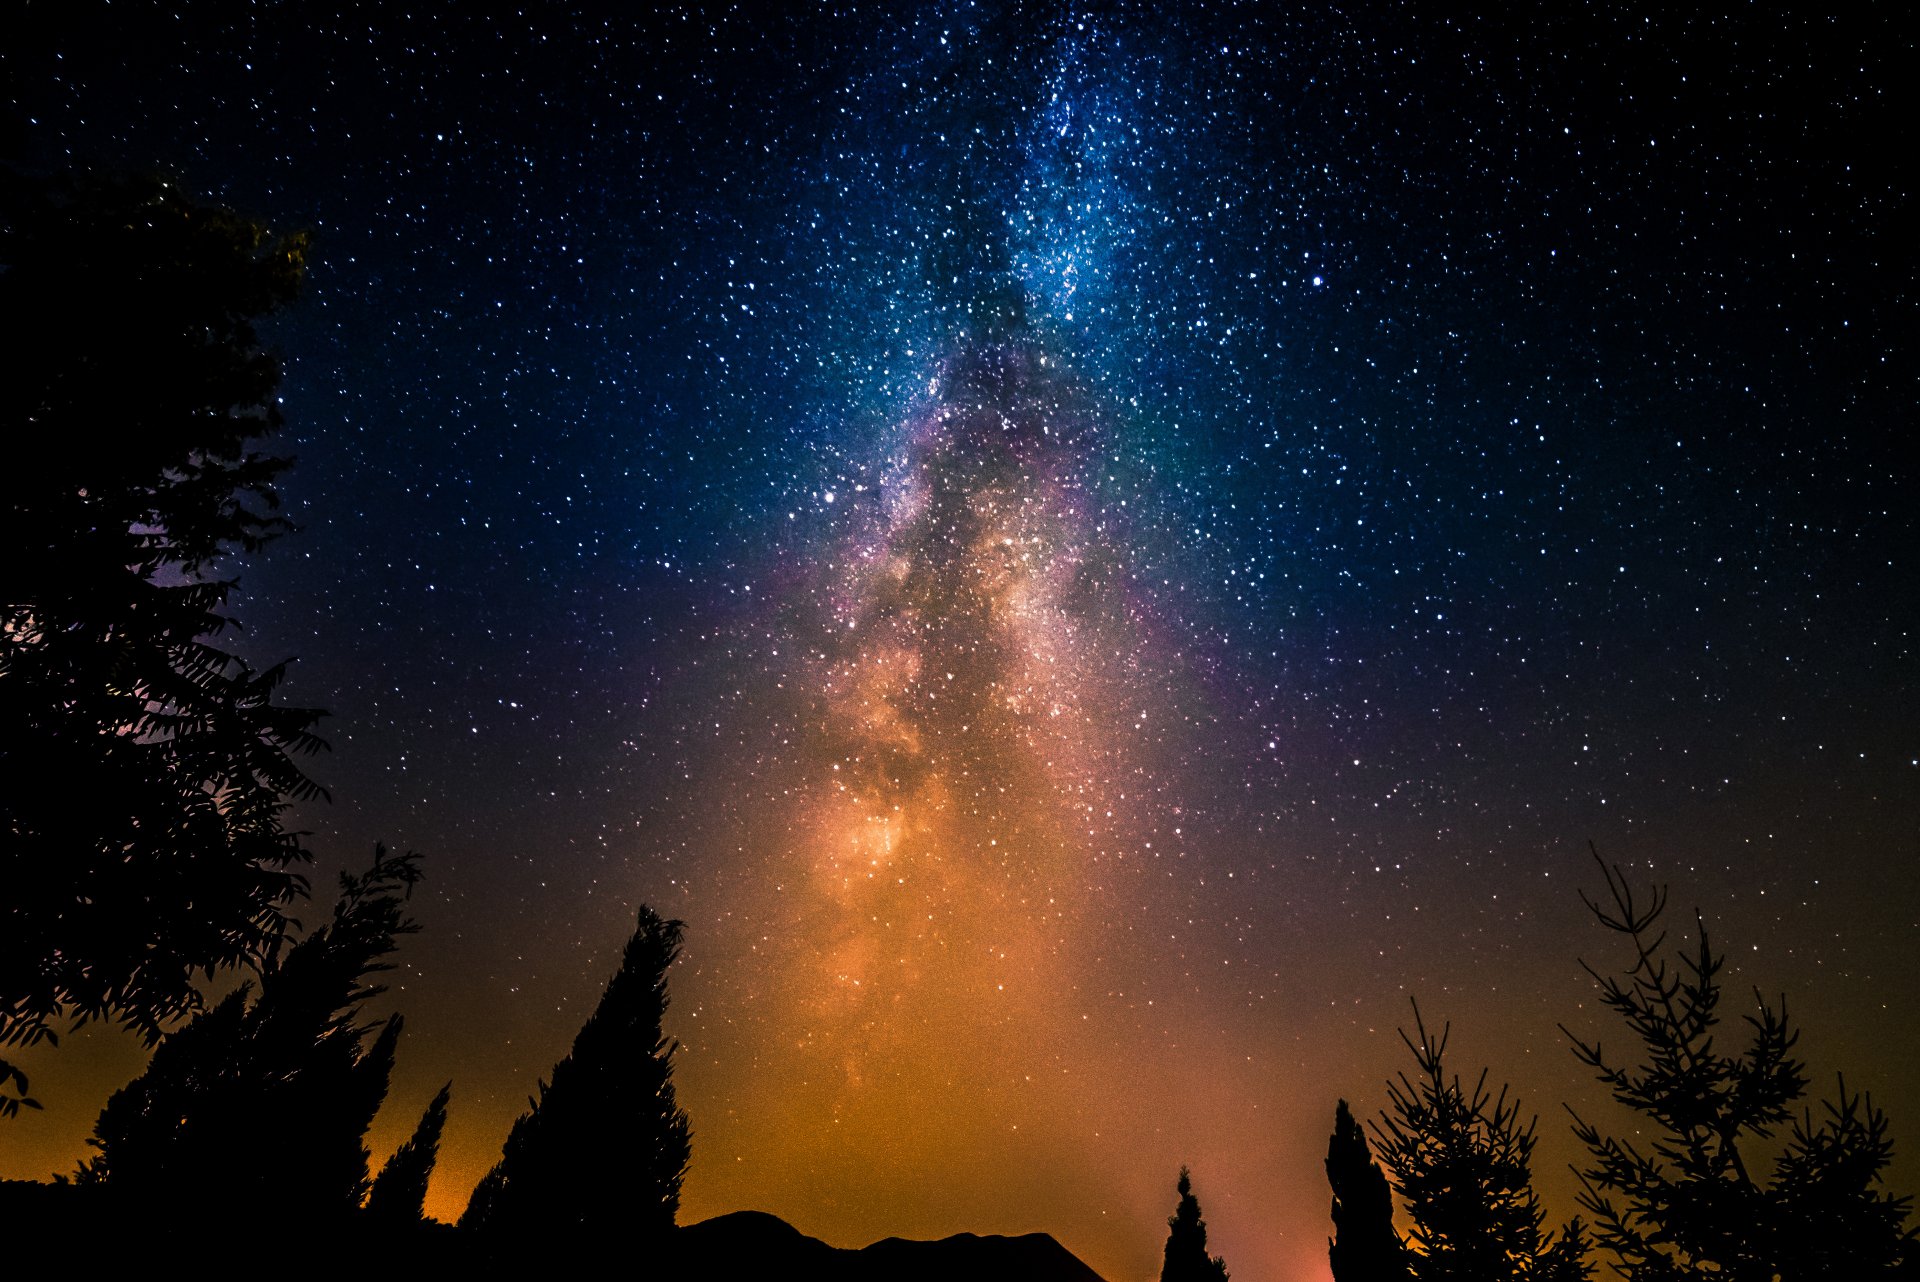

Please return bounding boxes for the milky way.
[677,328,1179,1239]
[4,6,1913,1281]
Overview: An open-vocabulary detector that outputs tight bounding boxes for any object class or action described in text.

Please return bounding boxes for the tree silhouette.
[1,168,321,1115]
[74,845,420,1217]
[460,905,691,1241]
[366,1081,452,1224]
[1564,850,1917,1278]
[1161,1166,1230,1282]
[1372,1001,1589,1282]
[1327,1098,1409,1281]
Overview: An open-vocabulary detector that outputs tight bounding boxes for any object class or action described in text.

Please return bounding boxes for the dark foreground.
[0,1182,1109,1279]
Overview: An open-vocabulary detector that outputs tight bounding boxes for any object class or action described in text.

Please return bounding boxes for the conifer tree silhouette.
[74,846,420,1217]
[1565,850,1917,1278]
[1372,1001,1589,1282]
[1327,1098,1409,1281]
[460,905,691,1241]
[1161,1166,1231,1282]
[366,1081,452,1224]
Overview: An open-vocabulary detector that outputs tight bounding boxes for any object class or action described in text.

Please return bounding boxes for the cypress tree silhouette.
[366,1081,452,1224]
[460,905,691,1241]
[1327,1099,1409,1281]
[74,845,420,1217]
[1,170,321,1117]
[1372,1001,1589,1282]
[1161,1166,1231,1282]
[1565,851,1917,1278]
[335,1014,404,1205]
[73,985,252,1191]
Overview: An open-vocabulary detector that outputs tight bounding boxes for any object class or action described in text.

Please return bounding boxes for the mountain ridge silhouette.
[671,1208,1111,1281]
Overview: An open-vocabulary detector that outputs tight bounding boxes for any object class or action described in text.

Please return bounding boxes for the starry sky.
[4,4,1915,1280]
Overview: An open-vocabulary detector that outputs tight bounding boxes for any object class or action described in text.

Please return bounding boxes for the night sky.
[5,5,1915,1280]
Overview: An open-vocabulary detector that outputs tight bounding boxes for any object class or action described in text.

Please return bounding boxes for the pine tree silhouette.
[461,905,691,1241]
[75,846,420,1218]
[1161,1166,1230,1282]
[73,985,253,1192]
[1327,1099,1409,1281]
[366,1081,451,1224]
[1565,850,1918,1278]
[1372,1001,1589,1282]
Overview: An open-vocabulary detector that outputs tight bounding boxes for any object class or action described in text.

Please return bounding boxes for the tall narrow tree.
[1327,1099,1409,1281]
[366,1082,452,1225]
[461,905,691,1241]
[1161,1166,1231,1282]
